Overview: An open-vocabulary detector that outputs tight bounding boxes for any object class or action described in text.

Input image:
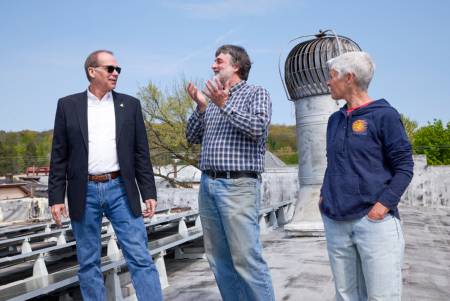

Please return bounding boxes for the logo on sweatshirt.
[352,119,368,135]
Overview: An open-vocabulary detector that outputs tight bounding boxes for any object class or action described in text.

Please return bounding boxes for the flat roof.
[163,204,450,300]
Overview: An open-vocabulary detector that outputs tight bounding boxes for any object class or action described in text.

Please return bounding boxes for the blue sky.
[1,0,449,131]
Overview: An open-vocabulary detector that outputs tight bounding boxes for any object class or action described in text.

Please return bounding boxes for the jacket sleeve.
[48,99,68,206]
[220,86,271,141]
[320,114,334,198]
[134,99,157,201]
[378,109,414,210]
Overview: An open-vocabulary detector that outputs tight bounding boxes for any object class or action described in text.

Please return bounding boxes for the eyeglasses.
[93,65,122,74]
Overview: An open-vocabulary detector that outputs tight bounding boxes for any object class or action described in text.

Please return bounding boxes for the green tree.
[24,141,38,168]
[0,133,19,175]
[413,119,450,165]
[0,141,9,176]
[138,79,200,187]
[400,114,418,144]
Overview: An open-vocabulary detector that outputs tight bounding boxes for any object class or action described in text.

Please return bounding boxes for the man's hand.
[51,204,68,226]
[143,199,157,218]
[203,77,229,108]
[367,202,389,220]
[186,82,208,113]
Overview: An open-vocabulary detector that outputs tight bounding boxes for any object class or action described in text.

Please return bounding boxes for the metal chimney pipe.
[280,30,361,236]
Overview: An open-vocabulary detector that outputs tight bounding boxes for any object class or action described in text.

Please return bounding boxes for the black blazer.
[48,90,156,221]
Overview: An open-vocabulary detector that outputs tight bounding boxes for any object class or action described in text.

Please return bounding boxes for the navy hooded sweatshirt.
[320,99,414,221]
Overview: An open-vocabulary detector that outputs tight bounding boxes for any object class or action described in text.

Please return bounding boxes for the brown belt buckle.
[99,174,109,182]
[89,174,108,182]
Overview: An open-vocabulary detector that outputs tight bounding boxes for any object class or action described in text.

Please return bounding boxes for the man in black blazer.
[48,50,163,301]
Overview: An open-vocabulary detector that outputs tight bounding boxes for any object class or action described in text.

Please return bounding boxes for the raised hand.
[203,77,229,108]
[186,82,208,113]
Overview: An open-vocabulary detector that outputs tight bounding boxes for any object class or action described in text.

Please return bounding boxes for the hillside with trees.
[267,125,297,164]
[0,130,52,175]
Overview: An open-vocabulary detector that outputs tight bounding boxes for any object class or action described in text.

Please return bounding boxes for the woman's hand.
[367,202,389,220]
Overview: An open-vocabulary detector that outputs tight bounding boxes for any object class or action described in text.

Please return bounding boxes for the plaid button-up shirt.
[186,81,271,172]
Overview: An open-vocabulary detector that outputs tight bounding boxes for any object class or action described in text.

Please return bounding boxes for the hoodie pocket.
[325,174,363,215]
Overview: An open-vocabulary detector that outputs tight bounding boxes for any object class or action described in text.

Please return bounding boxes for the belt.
[88,171,120,182]
[204,170,259,179]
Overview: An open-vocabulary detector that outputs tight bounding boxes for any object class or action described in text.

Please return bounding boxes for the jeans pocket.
[366,213,393,223]
[231,177,258,187]
[112,177,127,196]
[111,176,125,186]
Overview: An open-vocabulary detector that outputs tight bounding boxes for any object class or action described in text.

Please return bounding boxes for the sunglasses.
[93,65,122,74]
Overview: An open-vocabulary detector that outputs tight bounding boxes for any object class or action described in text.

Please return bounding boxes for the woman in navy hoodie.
[320,51,414,301]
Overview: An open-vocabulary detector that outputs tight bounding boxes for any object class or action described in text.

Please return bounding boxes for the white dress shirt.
[87,89,120,175]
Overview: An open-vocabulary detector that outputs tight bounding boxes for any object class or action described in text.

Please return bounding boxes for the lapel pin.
[120,103,124,107]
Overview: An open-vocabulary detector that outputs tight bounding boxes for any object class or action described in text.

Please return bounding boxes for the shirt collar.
[87,88,113,104]
[228,80,246,97]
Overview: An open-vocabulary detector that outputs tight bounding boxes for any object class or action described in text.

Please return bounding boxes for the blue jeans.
[198,173,275,301]
[322,213,404,301]
[71,177,163,301]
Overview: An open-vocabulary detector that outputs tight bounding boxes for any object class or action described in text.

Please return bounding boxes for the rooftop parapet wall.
[401,155,450,208]
[155,167,299,211]
[0,168,300,224]
[0,198,49,225]
[0,156,447,224]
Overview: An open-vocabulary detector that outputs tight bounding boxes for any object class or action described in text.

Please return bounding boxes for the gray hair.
[326,51,375,91]
[84,50,114,81]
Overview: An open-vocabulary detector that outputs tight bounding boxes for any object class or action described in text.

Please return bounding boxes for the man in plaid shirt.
[186,45,275,301]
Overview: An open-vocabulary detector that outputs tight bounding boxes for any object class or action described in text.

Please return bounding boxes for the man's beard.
[215,70,232,86]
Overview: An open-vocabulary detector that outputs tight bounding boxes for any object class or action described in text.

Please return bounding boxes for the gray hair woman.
[319,51,414,301]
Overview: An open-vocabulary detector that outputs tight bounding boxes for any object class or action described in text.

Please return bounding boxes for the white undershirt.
[87,89,120,175]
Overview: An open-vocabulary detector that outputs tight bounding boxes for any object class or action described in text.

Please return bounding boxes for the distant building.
[0,179,50,224]
[0,183,30,200]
